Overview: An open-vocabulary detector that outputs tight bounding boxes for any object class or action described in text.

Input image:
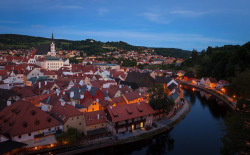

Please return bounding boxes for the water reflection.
[84,86,231,155]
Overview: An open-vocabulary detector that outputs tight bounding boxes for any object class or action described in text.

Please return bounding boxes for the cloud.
[31,25,44,29]
[0,20,21,24]
[98,8,109,16]
[140,12,170,24]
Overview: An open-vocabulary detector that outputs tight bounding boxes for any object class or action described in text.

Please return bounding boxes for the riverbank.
[179,81,236,110]
[53,98,192,155]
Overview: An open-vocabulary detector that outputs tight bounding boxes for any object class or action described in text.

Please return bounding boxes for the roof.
[155,76,172,84]
[125,71,155,87]
[106,102,154,123]
[36,44,50,55]
[208,78,217,83]
[50,102,82,123]
[83,110,107,126]
[123,92,141,101]
[167,83,178,91]
[0,100,61,137]
[0,140,27,154]
[81,98,95,108]
[168,92,179,101]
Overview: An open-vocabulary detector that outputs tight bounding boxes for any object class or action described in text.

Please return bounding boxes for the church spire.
[52,33,54,42]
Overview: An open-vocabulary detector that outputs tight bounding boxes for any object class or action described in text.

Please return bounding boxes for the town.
[0,34,238,154]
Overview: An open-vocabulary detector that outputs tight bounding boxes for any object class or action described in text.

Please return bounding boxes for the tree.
[148,84,175,115]
[56,127,82,144]
[220,99,250,154]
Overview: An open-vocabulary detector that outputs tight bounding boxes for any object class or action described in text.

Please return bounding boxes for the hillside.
[181,42,250,98]
[0,34,191,58]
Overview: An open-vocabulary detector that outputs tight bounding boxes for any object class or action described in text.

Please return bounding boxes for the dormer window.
[35,120,40,125]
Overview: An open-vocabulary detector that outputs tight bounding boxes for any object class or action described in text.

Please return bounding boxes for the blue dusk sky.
[0,0,249,50]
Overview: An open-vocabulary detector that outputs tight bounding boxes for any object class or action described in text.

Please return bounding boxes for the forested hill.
[181,42,250,98]
[0,34,191,58]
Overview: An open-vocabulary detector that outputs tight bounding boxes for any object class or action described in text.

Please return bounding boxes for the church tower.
[50,33,56,56]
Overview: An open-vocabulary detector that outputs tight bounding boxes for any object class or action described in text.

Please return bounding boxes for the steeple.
[52,33,54,42]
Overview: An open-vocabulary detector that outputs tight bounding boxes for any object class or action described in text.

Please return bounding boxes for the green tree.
[56,127,82,144]
[148,84,175,115]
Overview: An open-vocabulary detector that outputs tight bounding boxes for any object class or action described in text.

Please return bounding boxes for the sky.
[0,0,250,50]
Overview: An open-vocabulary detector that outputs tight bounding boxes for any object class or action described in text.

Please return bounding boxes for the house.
[101,88,122,98]
[183,73,195,82]
[83,110,109,138]
[216,80,229,89]
[205,78,217,88]
[0,89,20,111]
[200,77,207,86]
[23,68,44,82]
[43,70,57,79]
[80,98,101,112]
[0,100,62,147]
[110,96,127,107]
[0,72,24,89]
[105,102,154,134]
[125,71,155,88]
[122,92,143,104]
[50,101,86,134]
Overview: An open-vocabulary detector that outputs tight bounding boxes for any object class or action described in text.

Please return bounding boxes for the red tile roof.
[50,102,82,123]
[0,100,62,137]
[80,98,95,108]
[83,110,107,126]
[106,102,154,123]
[44,70,57,75]
[123,92,142,101]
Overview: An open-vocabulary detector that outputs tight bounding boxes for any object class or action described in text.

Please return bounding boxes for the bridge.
[178,81,236,110]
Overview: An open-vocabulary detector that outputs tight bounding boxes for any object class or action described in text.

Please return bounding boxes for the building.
[35,33,56,58]
[105,102,154,134]
[0,100,62,147]
[83,110,109,138]
[50,101,86,134]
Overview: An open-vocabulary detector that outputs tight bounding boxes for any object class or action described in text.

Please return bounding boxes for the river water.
[88,86,232,155]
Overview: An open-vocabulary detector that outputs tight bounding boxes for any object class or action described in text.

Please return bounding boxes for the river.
[87,86,232,155]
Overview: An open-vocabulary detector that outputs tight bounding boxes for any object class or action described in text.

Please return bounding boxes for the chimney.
[96,98,99,103]
[119,85,122,89]
[80,94,84,99]
[129,86,131,89]
[45,80,47,85]
[97,114,100,120]
[70,91,74,98]
[61,100,65,106]
[56,89,59,96]
[7,100,11,106]
[138,102,140,105]
[47,90,49,94]
[72,101,75,106]
[39,82,41,89]
[63,91,65,95]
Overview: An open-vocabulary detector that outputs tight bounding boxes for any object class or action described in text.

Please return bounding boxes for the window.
[77,117,79,119]
[28,133,31,136]
[18,135,22,139]
[49,128,51,131]
[102,124,104,126]
[67,125,69,128]
[79,123,81,125]
[72,118,74,120]
[92,108,94,111]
